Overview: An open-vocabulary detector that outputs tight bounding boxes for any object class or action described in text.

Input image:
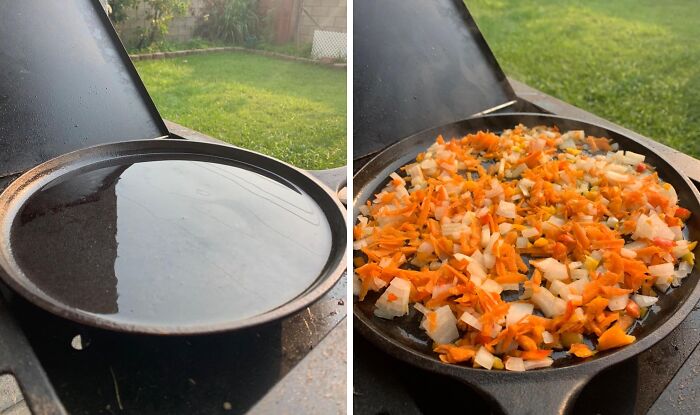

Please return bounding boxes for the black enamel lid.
[0,0,168,178]
[353,0,517,159]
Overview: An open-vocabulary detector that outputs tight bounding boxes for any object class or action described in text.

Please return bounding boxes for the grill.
[0,0,346,413]
[352,1,700,413]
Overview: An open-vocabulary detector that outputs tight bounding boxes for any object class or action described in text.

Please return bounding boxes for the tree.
[136,0,190,49]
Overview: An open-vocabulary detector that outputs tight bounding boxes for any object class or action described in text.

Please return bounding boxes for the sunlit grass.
[467,0,700,158]
[135,52,346,169]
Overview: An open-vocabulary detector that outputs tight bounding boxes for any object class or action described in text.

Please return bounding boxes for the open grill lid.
[353,0,517,160]
[0,0,168,178]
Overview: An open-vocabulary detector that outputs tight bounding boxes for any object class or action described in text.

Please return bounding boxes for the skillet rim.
[0,138,348,335]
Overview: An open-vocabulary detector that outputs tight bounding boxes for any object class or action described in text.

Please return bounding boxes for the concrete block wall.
[298,0,346,44]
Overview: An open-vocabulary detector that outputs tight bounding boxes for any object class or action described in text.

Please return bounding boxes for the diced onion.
[521,227,539,239]
[505,357,525,372]
[475,346,495,370]
[481,279,503,294]
[460,310,483,331]
[497,200,517,219]
[632,294,658,308]
[523,358,554,370]
[516,236,529,249]
[649,263,674,277]
[506,302,534,326]
[531,287,567,317]
[531,258,569,281]
[607,294,629,311]
[374,278,412,319]
[421,305,459,344]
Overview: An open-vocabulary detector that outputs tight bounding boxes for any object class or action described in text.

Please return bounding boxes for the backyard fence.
[111,0,346,59]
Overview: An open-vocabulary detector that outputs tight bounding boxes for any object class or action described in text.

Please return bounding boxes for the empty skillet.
[0,139,346,335]
[353,113,700,414]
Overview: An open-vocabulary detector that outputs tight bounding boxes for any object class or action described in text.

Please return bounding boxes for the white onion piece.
[414,303,429,315]
[649,263,674,277]
[571,269,589,281]
[460,310,483,331]
[549,280,567,296]
[521,227,539,239]
[374,278,412,319]
[353,273,361,296]
[481,225,491,248]
[524,358,554,371]
[632,294,658,308]
[506,302,534,327]
[531,287,567,318]
[467,260,487,283]
[568,279,588,295]
[475,346,495,370]
[421,305,459,344]
[569,261,583,270]
[497,200,517,219]
[481,279,503,294]
[516,236,529,249]
[620,248,637,259]
[607,294,629,311]
[505,357,526,372]
[531,258,569,281]
[499,222,513,235]
[542,330,554,344]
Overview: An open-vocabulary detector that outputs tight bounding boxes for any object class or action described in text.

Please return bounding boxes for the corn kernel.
[534,238,549,248]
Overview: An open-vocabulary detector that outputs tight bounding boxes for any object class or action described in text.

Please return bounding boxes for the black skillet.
[353,113,700,414]
[0,139,346,335]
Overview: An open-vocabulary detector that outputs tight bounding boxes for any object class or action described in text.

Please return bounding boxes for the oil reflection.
[12,160,332,327]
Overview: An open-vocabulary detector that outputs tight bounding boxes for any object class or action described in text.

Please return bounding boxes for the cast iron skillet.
[0,139,346,335]
[353,113,700,414]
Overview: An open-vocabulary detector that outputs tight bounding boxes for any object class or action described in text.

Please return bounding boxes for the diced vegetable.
[374,278,412,319]
[474,346,495,370]
[597,324,635,351]
[355,124,696,370]
[649,263,674,277]
[506,302,534,327]
[632,294,658,308]
[531,258,569,281]
[497,200,517,219]
[459,310,483,331]
[421,305,459,344]
[607,294,629,311]
[531,287,567,318]
[505,357,525,372]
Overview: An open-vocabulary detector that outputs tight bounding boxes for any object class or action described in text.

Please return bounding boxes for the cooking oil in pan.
[11,160,332,328]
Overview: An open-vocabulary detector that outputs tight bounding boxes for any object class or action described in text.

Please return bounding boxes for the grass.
[134,52,346,169]
[126,38,229,54]
[467,0,700,158]
[127,38,315,60]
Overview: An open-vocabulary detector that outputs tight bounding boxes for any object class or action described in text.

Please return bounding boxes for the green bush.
[196,0,262,46]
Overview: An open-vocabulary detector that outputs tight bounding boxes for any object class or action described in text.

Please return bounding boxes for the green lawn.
[134,52,346,169]
[467,0,700,158]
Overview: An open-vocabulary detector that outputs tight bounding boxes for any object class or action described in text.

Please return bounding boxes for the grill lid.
[0,0,168,178]
[354,0,517,160]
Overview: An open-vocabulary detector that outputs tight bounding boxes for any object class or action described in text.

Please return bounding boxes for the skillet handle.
[0,296,68,415]
[463,370,593,415]
[308,167,347,205]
